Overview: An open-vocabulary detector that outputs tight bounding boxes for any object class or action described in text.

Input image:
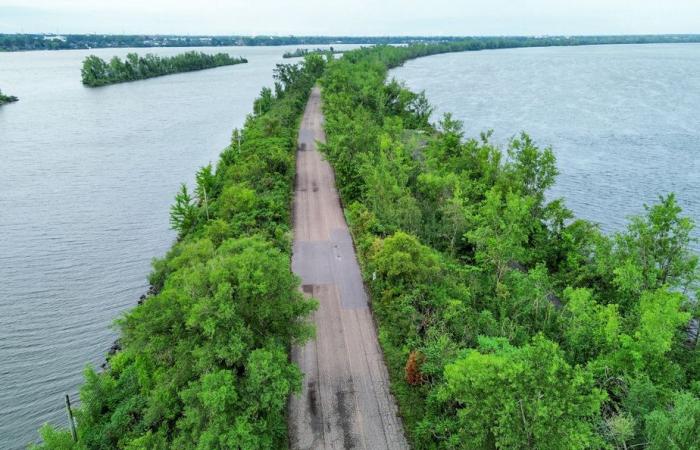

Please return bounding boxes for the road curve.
[289,87,408,450]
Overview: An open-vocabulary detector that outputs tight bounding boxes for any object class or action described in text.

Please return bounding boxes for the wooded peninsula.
[33,41,699,450]
[80,51,247,87]
[0,89,19,105]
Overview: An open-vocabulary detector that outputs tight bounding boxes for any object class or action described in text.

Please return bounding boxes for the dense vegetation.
[320,45,700,449]
[80,51,247,87]
[0,88,19,105]
[283,47,343,58]
[32,39,700,449]
[3,33,700,52]
[33,54,327,449]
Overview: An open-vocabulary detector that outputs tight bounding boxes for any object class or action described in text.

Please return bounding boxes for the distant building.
[43,35,67,42]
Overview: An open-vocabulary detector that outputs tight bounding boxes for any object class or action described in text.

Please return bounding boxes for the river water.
[390,44,700,247]
[0,44,356,449]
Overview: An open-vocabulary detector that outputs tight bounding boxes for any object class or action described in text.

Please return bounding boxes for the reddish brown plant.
[405,350,425,386]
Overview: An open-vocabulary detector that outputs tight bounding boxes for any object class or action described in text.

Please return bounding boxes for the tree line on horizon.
[2,33,700,52]
[0,33,481,52]
[80,51,247,87]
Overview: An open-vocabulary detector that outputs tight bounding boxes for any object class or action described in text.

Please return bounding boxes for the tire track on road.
[288,87,408,450]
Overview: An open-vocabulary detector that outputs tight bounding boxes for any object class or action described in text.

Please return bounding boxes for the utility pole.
[231,128,242,153]
[202,186,210,220]
[65,394,77,442]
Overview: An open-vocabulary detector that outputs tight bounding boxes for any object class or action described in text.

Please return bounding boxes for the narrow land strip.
[288,87,408,450]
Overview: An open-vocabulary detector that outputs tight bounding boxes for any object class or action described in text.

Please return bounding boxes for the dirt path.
[288,87,408,449]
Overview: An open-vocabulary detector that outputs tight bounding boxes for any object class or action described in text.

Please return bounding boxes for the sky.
[0,0,699,36]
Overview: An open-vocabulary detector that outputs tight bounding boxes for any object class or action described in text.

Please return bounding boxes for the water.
[0,44,357,449]
[390,44,700,246]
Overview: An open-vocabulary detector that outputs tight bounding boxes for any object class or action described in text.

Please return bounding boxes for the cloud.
[0,0,698,35]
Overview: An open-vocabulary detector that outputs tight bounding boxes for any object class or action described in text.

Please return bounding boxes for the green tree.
[598,194,698,309]
[467,188,535,292]
[645,392,700,450]
[359,134,421,234]
[562,287,621,364]
[368,231,442,294]
[169,183,198,238]
[80,55,109,86]
[502,133,558,208]
[30,425,79,449]
[424,335,604,449]
[254,87,274,115]
[195,164,216,218]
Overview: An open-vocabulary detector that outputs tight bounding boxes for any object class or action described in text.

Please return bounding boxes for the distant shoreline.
[1,33,700,52]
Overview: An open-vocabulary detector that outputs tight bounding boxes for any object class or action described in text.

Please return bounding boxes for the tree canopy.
[320,44,699,449]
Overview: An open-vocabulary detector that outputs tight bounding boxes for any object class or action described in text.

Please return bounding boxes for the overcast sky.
[1,0,699,36]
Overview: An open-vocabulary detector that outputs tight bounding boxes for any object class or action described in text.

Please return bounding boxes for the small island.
[0,89,18,105]
[282,47,343,58]
[81,51,248,87]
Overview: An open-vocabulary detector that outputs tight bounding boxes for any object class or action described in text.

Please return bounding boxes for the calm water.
[390,44,700,246]
[0,44,356,449]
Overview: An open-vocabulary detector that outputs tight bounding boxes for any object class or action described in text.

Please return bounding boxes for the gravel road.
[288,87,408,450]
